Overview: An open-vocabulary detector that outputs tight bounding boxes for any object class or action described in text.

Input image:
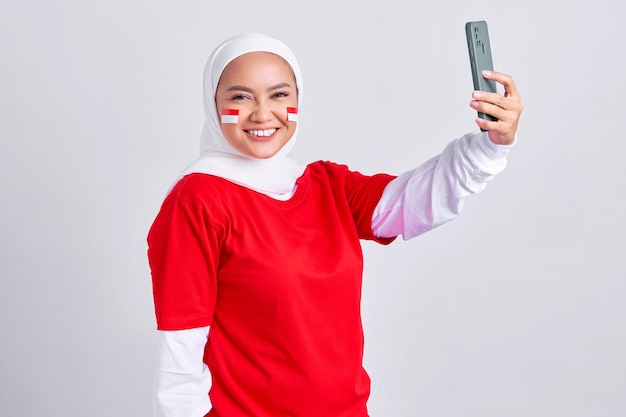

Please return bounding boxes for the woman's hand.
[470,70,523,145]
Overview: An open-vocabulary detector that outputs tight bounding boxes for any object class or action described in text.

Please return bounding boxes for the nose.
[249,100,273,123]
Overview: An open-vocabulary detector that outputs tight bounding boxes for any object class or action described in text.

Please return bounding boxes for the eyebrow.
[226,83,293,93]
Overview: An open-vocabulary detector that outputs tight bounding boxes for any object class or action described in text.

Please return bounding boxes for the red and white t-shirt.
[148,160,396,417]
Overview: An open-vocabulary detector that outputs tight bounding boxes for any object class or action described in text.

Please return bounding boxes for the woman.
[147,33,522,417]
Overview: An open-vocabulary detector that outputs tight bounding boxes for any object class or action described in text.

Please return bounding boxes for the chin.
[249,144,285,159]
[254,151,279,159]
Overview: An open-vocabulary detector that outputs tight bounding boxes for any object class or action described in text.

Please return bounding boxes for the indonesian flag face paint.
[287,107,298,122]
[221,109,239,124]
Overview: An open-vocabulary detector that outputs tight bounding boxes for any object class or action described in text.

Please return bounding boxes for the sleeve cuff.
[471,131,515,163]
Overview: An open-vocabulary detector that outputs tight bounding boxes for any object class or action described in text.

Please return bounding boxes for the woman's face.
[215,52,298,159]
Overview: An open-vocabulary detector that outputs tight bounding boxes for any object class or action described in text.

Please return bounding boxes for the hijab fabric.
[175,33,305,198]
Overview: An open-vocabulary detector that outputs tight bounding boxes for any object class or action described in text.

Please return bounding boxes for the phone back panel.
[466,21,497,124]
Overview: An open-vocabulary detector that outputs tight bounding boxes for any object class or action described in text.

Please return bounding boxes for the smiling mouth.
[246,128,277,137]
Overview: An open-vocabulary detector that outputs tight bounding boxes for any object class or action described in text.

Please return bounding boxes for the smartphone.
[466,20,497,129]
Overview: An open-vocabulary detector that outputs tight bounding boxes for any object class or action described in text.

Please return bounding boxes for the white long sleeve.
[154,326,212,417]
[372,131,513,240]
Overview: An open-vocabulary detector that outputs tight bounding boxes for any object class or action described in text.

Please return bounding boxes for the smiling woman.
[146,32,522,417]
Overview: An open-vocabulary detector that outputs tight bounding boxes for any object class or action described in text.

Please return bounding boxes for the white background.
[1,1,625,416]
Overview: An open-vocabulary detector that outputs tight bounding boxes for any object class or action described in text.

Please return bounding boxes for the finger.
[471,100,507,122]
[483,70,521,100]
[475,116,499,132]
[471,98,522,127]
[479,118,517,145]
[472,91,514,112]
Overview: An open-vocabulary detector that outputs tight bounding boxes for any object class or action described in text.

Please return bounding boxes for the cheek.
[276,101,298,122]
[287,96,298,111]
[220,124,241,144]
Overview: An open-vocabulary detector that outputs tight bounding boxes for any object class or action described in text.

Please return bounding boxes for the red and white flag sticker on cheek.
[287,107,298,122]
[221,109,239,124]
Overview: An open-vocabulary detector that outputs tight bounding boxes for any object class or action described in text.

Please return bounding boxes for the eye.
[272,91,289,99]
[231,93,249,101]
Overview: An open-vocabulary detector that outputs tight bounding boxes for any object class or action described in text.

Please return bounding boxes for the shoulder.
[167,173,234,206]
[305,160,351,179]
[150,174,236,239]
[305,160,393,184]
[153,174,241,227]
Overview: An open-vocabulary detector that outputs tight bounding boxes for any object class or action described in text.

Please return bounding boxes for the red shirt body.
[148,161,396,417]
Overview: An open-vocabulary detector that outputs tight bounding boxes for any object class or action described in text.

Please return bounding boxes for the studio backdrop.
[1,1,624,416]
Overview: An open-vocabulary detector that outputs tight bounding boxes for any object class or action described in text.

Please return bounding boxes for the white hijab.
[175,33,305,198]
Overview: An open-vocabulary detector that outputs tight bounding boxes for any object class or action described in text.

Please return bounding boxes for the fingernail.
[473,91,482,99]
[483,70,492,77]
[470,100,479,108]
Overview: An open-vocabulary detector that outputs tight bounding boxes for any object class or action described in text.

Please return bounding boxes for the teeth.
[248,128,276,137]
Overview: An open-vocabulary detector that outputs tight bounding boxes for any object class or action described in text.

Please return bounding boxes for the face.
[215,52,298,159]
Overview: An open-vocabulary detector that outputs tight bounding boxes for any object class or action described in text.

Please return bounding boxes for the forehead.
[219,52,295,84]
